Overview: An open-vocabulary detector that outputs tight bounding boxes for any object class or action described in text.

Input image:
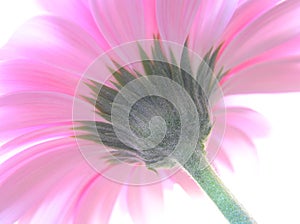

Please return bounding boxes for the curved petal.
[189,0,238,56]
[0,139,85,223]
[0,92,74,133]
[156,0,201,45]
[18,166,97,224]
[210,105,269,171]
[125,181,165,224]
[224,107,270,138]
[0,124,73,163]
[219,0,300,70]
[214,125,259,170]
[37,0,109,49]
[220,33,300,80]
[237,0,248,7]
[0,59,79,96]
[90,0,157,47]
[213,145,234,171]
[0,16,102,73]
[218,0,280,56]
[223,57,300,95]
[72,175,122,224]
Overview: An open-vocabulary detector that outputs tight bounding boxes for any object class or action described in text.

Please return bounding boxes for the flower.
[1,0,300,223]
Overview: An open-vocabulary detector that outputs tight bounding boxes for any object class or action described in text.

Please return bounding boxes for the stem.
[181,151,256,224]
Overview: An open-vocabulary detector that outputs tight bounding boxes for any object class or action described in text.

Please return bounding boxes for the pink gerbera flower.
[1,0,300,223]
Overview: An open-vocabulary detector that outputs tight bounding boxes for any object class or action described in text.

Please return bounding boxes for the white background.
[1,1,300,223]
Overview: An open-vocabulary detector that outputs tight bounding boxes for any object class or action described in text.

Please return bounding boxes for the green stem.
[181,151,256,224]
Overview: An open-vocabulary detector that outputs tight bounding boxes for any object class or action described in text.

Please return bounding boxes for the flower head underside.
[74,39,226,179]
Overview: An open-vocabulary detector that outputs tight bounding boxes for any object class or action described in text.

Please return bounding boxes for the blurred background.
[1,1,300,223]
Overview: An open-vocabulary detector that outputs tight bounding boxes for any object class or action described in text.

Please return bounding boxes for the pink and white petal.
[213,145,235,172]
[222,31,300,77]
[215,105,269,148]
[17,164,96,224]
[90,0,157,47]
[156,0,201,45]
[225,126,256,152]
[218,0,280,57]
[37,0,109,49]
[125,181,165,224]
[0,59,79,96]
[0,124,73,163]
[0,92,74,133]
[214,125,260,172]
[218,1,300,70]
[222,57,300,95]
[189,0,238,56]
[224,106,270,138]
[210,126,256,173]
[0,16,102,73]
[237,0,249,7]
[72,175,122,224]
[210,105,269,170]
[0,139,85,223]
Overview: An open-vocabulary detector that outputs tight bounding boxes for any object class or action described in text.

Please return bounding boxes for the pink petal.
[0,92,73,133]
[237,0,248,7]
[125,181,165,224]
[223,57,300,94]
[214,125,259,171]
[18,165,96,224]
[224,106,270,138]
[0,59,79,96]
[211,127,255,172]
[90,0,157,47]
[0,16,102,73]
[72,175,122,224]
[0,139,85,223]
[213,147,234,171]
[209,105,269,170]
[220,33,300,80]
[218,1,300,70]
[156,0,201,44]
[219,0,280,57]
[37,0,109,50]
[0,124,73,163]
[189,0,238,56]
